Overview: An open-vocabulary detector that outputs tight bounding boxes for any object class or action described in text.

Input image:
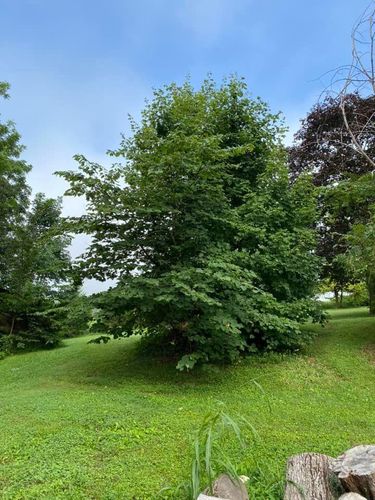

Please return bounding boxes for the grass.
[0,307,374,499]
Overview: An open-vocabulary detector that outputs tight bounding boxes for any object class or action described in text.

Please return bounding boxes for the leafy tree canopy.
[289,93,375,185]
[0,82,31,291]
[59,77,323,369]
[0,84,76,353]
[288,93,375,300]
[326,173,375,313]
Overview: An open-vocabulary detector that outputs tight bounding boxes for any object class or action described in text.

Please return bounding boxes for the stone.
[197,495,226,500]
[338,494,367,499]
[203,473,249,500]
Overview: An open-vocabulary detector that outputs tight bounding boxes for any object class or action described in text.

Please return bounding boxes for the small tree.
[348,220,375,314]
[59,77,323,369]
[0,194,74,351]
[327,173,375,314]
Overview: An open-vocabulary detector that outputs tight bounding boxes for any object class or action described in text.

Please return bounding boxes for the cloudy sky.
[0,0,370,292]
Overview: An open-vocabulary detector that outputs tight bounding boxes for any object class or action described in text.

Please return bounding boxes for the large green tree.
[60,77,323,369]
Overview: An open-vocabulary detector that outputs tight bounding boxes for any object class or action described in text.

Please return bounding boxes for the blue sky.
[0,0,369,291]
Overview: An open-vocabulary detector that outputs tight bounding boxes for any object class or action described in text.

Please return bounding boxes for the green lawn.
[0,308,374,499]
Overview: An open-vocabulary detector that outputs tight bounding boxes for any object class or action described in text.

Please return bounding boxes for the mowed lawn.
[0,308,374,499]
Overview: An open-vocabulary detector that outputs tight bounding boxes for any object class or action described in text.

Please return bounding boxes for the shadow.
[59,336,236,391]
[327,307,372,321]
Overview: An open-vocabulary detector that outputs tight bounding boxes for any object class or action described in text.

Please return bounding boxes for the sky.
[0,0,370,292]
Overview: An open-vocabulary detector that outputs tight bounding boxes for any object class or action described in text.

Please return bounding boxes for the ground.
[0,308,374,499]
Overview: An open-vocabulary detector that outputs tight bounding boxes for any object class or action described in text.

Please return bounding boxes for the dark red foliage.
[289,93,375,186]
[288,93,375,290]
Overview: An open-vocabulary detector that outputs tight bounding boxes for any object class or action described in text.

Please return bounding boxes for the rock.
[332,445,375,499]
[203,473,249,500]
[338,494,367,499]
[198,495,226,500]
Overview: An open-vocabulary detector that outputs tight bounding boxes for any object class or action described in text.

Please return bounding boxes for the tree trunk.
[334,288,340,307]
[9,316,15,336]
[340,288,344,307]
[332,445,375,499]
[284,453,338,500]
[367,271,375,315]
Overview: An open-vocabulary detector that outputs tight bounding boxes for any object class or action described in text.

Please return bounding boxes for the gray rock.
[338,494,367,500]
[203,473,249,500]
[197,495,226,500]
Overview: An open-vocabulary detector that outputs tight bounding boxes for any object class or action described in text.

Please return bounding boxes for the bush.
[345,282,369,307]
[56,295,93,338]
[0,309,61,356]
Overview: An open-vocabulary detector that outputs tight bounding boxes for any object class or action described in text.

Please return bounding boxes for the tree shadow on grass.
[60,336,234,391]
[327,307,371,320]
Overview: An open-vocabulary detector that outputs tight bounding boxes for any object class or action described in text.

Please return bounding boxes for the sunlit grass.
[0,308,374,499]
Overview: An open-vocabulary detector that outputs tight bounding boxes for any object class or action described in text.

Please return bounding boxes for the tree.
[288,93,374,300]
[331,2,375,170]
[290,3,375,308]
[289,94,375,186]
[0,82,31,293]
[326,173,375,313]
[59,77,323,369]
[0,84,75,353]
[348,219,375,314]
[0,193,74,351]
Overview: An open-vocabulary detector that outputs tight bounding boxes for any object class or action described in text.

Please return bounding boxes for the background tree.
[0,82,31,294]
[348,218,375,314]
[59,77,323,370]
[289,93,375,302]
[0,194,74,351]
[333,2,375,170]
[325,173,375,313]
[0,84,77,353]
[290,3,375,309]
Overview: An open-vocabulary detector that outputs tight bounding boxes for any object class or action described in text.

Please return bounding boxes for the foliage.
[0,84,77,354]
[288,93,375,297]
[288,93,375,185]
[0,81,31,294]
[55,293,93,338]
[325,172,375,313]
[0,308,374,498]
[347,215,375,313]
[345,283,369,307]
[59,76,323,369]
[319,282,369,309]
[0,194,74,353]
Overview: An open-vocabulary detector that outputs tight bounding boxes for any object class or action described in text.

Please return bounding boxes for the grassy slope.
[0,308,374,499]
